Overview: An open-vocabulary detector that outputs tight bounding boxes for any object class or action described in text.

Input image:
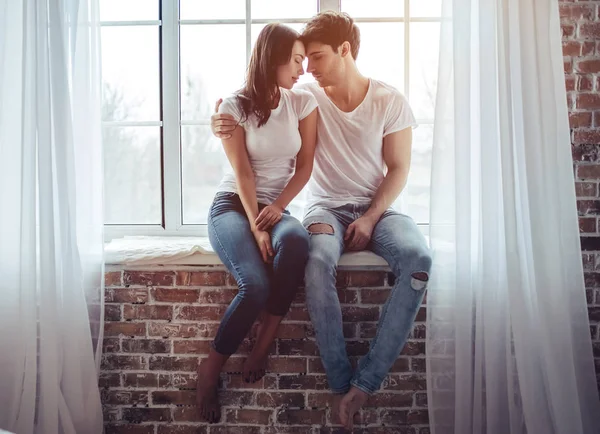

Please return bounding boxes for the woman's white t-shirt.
[217,88,318,205]
[298,78,417,209]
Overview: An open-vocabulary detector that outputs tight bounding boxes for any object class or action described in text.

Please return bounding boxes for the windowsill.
[104,236,389,268]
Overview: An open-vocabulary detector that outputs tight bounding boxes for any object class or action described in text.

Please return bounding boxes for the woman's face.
[276,40,306,89]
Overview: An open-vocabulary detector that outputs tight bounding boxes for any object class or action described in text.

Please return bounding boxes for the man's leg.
[340,210,432,428]
[303,207,353,398]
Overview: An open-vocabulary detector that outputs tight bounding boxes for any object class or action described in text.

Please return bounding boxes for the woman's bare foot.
[339,386,370,430]
[242,352,268,383]
[196,349,229,423]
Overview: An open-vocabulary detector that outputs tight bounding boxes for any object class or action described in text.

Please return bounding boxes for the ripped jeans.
[302,203,431,395]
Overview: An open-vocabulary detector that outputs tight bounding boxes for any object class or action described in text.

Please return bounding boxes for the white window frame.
[102,0,438,241]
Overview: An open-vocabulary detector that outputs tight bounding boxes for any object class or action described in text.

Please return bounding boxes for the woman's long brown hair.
[236,23,300,127]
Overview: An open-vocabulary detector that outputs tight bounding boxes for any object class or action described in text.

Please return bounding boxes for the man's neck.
[324,70,370,112]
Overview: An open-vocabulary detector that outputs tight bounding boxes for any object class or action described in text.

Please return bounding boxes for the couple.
[198,11,432,430]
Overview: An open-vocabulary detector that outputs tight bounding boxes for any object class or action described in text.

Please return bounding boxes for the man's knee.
[307,223,334,235]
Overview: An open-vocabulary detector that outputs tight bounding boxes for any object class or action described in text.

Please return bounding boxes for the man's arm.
[211,99,239,139]
[345,127,413,251]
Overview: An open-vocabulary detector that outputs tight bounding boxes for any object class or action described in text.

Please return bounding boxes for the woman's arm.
[255,108,318,231]
[221,126,273,261]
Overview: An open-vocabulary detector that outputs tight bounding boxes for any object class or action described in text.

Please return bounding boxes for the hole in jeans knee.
[307,223,334,235]
[410,271,429,291]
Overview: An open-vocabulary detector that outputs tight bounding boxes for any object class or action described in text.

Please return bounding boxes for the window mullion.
[319,0,340,13]
[161,0,182,232]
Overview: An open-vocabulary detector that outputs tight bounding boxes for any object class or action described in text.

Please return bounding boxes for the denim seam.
[207,213,244,353]
[350,378,375,396]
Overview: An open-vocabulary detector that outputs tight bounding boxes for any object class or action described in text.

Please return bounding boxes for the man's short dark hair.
[301,11,360,60]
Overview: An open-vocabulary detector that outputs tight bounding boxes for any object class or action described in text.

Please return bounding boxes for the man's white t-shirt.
[298,79,417,209]
[217,88,318,205]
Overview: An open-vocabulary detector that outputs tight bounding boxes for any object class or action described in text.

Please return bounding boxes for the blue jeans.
[208,192,310,355]
[303,204,432,394]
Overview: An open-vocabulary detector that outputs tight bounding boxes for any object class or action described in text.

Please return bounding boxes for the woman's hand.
[252,229,274,263]
[255,204,284,231]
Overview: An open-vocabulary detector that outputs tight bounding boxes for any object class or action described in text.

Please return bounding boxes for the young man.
[211,12,431,430]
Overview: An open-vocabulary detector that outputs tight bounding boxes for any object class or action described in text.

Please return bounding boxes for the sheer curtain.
[427,0,600,433]
[0,0,104,433]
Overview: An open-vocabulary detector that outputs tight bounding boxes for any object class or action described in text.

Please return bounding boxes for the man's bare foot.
[242,353,267,383]
[339,386,370,430]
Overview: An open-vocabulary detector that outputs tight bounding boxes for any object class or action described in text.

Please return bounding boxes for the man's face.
[305,42,342,87]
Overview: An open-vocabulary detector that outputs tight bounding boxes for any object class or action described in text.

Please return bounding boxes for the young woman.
[197,23,318,423]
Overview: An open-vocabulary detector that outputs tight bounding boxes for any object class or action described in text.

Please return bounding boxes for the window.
[100,0,441,239]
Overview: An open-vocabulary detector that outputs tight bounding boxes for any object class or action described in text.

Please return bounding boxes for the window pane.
[251,23,315,86]
[251,0,317,19]
[103,126,162,224]
[180,25,246,121]
[410,0,442,17]
[409,22,440,120]
[341,0,404,18]
[394,124,433,224]
[100,0,159,21]
[181,126,228,224]
[180,0,245,20]
[355,23,404,92]
[101,26,160,121]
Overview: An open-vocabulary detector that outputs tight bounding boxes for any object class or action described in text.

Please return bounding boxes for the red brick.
[176,271,227,286]
[99,372,120,388]
[285,306,310,321]
[124,304,173,320]
[563,40,582,56]
[220,390,255,406]
[223,356,245,373]
[255,391,305,407]
[122,372,161,388]
[102,338,120,353]
[338,288,359,304]
[347,340,370,356]
[307,392,334,408]
[411,358,426,373]
[149,355,198,371]
[584,41,596,56]
[583,253,596,270]
[278,374,328,390]
[266,357,307,373]
[198,288,238,303]
[412,324,426,339]
[338,270,386,287]
[381,409,409,425]
[400,341,426,356]
[226,409,272,425]
[367,392,413,408]
[101,390,148,405]
[276,323,308,339]
[342,306,380,321]
[308,357,325,374]
[105,287,149,303]
[573,144,600,162]
[122,408,171,423]
[105,426,154,434]
[578,165,600,179]
[101,355,146,370]
[390,358,411,372]
[175,305,226,321]
[124,271,175,287]
[576,182,597,197]
[579,75,595,91]
[163,372,196,388]
[560,4,595,20]
[151,287,199,303]
[562,23,576,38]
[576,59,600,74]
[172,407,204,423]
[277,409,326,425]
[104,304,121,321]
[148,322,218,338]
[570,112,593,128]
[575,130,600,145]
[580,217,597,233]
[566,75,576,91]
[578,200,600,215]
[104,322,146,337]
[580,22,600,39]
[211,428,261,434]
[382,374,427,391]
[121,338,170,353]
[105,272,122,287]
[361,288,391,304]
[576,93,600,109]
[152,390,195,405]
[565,59,573,73]
[172,340,212,354]
[225,374,277,390]
[278,339,318,356]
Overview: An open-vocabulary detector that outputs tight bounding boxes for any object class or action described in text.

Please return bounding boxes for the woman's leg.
[243,214,310,382]
[197,194,272,422]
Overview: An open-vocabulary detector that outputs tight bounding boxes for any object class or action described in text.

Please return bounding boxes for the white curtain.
[427,0,600,433]
[0,0,104,433]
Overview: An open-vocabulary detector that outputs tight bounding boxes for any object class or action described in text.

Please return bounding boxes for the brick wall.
[565,0,600,392]
[101,268,428,434]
